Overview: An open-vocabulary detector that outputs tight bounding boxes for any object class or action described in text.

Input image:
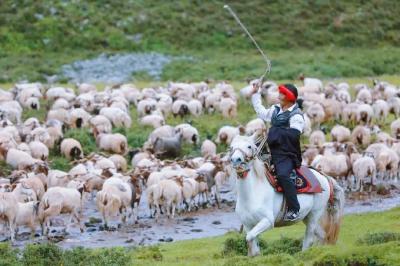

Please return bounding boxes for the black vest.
[268,104,303,167]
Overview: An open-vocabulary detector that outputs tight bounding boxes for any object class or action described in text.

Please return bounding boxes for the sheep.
[22,97,40,110]
[147,125,175,145]
[6,149,38,170]
[356,88,372,104]
[96,133,128,155]
[137,99,157,117]
[299,75,323,93]
[188,99,203,116]
[181,178,200,211]
[341,102,359,124]
[16,201,40,237]
[45,87,75,101]
[372,100,389,123]
[388,97,400,118]
[89,115,112,137]
[390,119,400,139]
[245,118,266,137]
[320,98,342,121]
[0,101,23,124]
[356,104,374,125]
[47,170,72,188]
[140,114,165,129]
[46,108,70,125]
[23,174,46,200]
[351,126,371,147]
[39,187,84,236]
[148,177,183,221]
[309,130,326,147]
[60,138,83,160]
[0,192,19,242]
[107,155,127,172]
[153,133,183,159]
[45,121,64,149]
[216,125,244,145]
[52,98,70,109]
[205,92,221,113]
[376,148,399,181]
[96,177,133,226]
[334,89,351,104]
[302,146,320,166]
[29,141,49,161]
[306,103,325,127]
[99,107,131,128]
[69,108,91,129]
[377,132,396,146]
[175,124,199,145]
[10,182,38,203]
[201,139,217,159]
[311,153,351,187]
[172,100,190,118]
[352,157,376,192]
[331,125,351,143]
[219,97,237,118]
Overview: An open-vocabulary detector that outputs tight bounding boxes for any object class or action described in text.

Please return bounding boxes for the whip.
[223,4,271,86]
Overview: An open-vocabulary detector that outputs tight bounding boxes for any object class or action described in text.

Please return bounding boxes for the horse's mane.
[253,157,266,181]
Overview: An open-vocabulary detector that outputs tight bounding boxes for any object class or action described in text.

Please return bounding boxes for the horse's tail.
[322,177,345,245]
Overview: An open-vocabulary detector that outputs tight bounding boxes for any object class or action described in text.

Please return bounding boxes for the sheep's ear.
[238,125,246,135]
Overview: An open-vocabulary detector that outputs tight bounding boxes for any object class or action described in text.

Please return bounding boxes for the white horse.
[229,134,345,256]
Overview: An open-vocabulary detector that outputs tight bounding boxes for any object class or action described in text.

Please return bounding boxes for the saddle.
[265,165,322,194]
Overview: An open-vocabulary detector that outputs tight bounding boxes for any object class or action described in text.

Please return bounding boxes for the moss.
[22,243,63,266]
[357,232,400,245]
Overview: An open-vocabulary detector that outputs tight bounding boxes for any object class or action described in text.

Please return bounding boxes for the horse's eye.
[248,145,252,149]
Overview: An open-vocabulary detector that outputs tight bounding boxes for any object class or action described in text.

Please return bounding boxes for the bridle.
[229,146,256,179]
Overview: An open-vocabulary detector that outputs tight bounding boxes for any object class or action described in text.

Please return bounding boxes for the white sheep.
[137,99,157,117]
[201,139,217,159]
[219,97,237,118]
[331,125,351,143]
[29,141,49,161]
[108,154,127,172]
[216,125,244,145]
[96,133,128,155]
[388,97,400,118]
[69,108,91,129]
[306,103,325,127]
[390,119,400,140]
[60,138,84,160]
[90,115,112,137]
[309,130,326,147]
[140,114,165,128]
[175,124,199,145]
[188,99,203,116]
[356,104,374,125]
[372,100,389,123]
[0,192,19,242]
[39,187,84,236]
[351,126,371,147]
[356,88,372,104]
[99,107,131,128]
[16,201,40,237]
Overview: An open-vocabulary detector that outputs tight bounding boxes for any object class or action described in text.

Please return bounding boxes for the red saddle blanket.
[265,165,322,194]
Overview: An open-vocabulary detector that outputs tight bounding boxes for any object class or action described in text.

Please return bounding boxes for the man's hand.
[251,82,260,94]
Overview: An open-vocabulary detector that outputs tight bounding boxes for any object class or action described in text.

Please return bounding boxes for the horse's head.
[229,134,257,178]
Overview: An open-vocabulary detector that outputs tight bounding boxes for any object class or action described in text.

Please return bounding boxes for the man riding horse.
[251,83,304,221]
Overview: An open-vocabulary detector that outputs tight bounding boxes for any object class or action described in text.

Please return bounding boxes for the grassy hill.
[0,0,399,82]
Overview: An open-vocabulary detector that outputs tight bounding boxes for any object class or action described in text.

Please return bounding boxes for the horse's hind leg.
[302,211,324,250]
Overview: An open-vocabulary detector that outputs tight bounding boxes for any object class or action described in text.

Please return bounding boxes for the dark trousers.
[272,155,300,212]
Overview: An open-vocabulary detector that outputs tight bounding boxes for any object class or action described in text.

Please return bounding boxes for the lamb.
[69,108,91,129]
[175,124,199,145]
[219,97,237,118]
[60,138,84,160]
[356,88,372,104]
[99,107,131,128]
[245,118,266,137]
[356,104,373,125]
[306,103,325,127]
[309,130,326,147]
[216,125,244,145]
[351,126,371,147]
[372,100,389,123]
[390,119,400,139]
[96,177,133,226]
[188,99,203,116]
[331,125,351,143]
[352,157,376,192]
[96,133,128,155]
[172,100,190,118]
[39,187,84,236]
[6,148,38,170]
[140,114,165,128]
[0,192,19,242]
[137,99,157,117]
[153,133,183,159]
[29,141,49,161]
[108,155,127,172]
[89,115,112,137]
[201,139,217,159]
[16,201,40,237]
[147,177,183,221]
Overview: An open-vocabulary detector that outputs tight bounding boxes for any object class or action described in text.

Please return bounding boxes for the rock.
[158,238,165,242]
[182,217,197,222]
[84,222,96,227]
[97,239,105,242]
[125,239,135,244]
[212,220,221,225]
[361,202,373,206]
[89,217,102,224]
[86,228,97,233]
[190,229,203,233]
[165,237,173,242]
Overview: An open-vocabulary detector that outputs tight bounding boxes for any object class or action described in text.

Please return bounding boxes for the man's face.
[278,92,287,105]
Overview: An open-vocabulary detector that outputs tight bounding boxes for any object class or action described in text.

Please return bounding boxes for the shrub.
[133,246,163,261]
[63,247,89,266]
[84,247,131,266]
[357,232,400,245]
[263,236,302,255]
[21,243,63,266]
[222,233,266,256]
[0,243,20,266]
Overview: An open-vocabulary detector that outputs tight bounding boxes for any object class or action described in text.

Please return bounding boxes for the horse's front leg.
[246,218,273,257]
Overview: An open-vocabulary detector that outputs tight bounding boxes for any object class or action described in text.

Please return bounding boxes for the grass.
[1,207,400,265]
[0,1,399,82]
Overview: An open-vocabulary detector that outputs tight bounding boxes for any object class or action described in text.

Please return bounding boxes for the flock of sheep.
[0,76,399,244]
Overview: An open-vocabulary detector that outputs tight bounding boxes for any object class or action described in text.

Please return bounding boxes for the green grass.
[0,1,399,82]
[2,207,400,265]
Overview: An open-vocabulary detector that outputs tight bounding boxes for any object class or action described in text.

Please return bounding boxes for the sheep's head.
[70,146,83,160]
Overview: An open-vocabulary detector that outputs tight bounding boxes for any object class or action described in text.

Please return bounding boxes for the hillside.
[0,0,399,82]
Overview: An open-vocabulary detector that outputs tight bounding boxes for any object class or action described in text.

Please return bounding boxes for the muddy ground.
[4,183,400,249]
